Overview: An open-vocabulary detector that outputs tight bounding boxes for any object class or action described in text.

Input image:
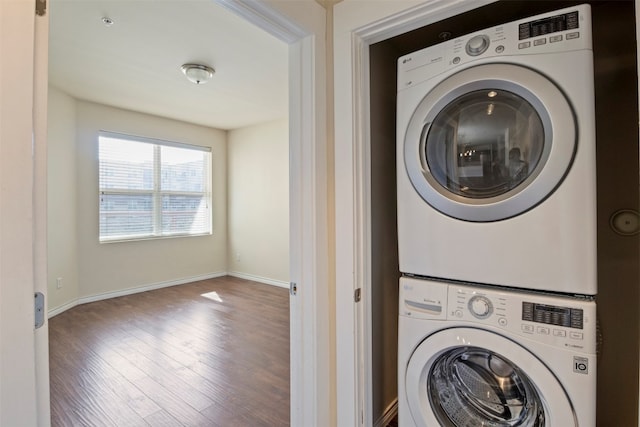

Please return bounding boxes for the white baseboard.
[47,271,227,318]
[48,299,79,318]
[375,398,398,427]
[227,271,289,289]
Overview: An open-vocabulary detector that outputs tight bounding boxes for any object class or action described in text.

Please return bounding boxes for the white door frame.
[0,0,51,424]
[0,0,39,424]
[333,1,498,425]
[34,2,51,424]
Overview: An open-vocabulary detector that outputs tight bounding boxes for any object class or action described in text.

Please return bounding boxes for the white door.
[404,328,575,426]
[0,0,49,424]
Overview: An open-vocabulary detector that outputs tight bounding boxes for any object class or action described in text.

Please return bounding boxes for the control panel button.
[522,324,534,333]
[518,41,531,49]
[537,326,550,335]
[454,310,463,318]
[550,35,563,43]
[498,317,507,326]
[495,45,505,54]
[452,56,461,64]
[566,32,580,40]
[553,329,567,337]
[534,38,547,46]
[465,35,490,56]
[570,331,584,340]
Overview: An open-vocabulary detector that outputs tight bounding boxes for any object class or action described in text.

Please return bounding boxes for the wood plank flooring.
[48,276,290,427]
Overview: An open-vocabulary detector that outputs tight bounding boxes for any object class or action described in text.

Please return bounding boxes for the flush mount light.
[181,63,215,85]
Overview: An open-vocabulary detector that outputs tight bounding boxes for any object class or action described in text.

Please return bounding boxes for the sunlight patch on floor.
[201,291,223,303]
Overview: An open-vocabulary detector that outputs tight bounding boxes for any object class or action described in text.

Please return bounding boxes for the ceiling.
[48,0,289,131]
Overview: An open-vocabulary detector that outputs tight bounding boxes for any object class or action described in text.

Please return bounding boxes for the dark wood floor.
[48,276,290,426]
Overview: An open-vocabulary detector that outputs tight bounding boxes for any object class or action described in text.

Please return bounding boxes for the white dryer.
[396,5,597,295]
[398,276,597,427]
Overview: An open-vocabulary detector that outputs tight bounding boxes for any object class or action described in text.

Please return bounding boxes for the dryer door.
[405,328,576,427]
[403,63,576,222]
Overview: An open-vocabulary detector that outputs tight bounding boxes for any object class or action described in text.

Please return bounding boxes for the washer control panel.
[400,277,596,354]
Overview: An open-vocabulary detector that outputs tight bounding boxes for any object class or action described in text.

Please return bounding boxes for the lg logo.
[573,356,589,374]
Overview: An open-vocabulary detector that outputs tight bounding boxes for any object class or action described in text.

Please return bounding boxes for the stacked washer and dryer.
[396,5,598,426]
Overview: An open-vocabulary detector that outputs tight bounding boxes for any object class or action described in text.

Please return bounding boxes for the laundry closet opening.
[367,1,638,425]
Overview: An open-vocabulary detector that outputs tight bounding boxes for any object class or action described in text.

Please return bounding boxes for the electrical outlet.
[56,277,63,289]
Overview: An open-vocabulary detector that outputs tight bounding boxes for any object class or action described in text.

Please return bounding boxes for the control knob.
[468,295,493,319]
[465,35,490,56]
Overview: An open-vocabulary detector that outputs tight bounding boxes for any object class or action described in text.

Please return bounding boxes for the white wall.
[47,87,79,310]
[47,97,229,313]
[227,119,289,285]
[75,101,228,299]
[47,92,292,314]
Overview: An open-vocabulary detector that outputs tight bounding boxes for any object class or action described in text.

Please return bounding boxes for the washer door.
[405,328,577,427]
[403,63,576,222]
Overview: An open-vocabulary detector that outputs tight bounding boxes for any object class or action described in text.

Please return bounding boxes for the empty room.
[46,1,291,425]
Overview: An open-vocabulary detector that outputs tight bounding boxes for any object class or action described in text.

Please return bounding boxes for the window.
[99,132,212,242]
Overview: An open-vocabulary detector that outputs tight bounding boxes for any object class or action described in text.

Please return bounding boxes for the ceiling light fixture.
[101,16,114,27]
[181,63,215,85]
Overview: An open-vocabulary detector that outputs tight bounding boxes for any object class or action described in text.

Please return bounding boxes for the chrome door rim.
[404,327,577,427]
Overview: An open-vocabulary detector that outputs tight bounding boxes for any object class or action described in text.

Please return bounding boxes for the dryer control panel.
[400,276,597,354]
[397,4,592,91]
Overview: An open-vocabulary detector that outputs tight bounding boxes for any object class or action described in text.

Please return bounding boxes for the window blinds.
[99,133,212,242]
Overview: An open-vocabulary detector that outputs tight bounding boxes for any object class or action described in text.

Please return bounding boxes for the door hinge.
[35,0,46,16]
[289,282,297,296]
[34,292,45,329]
[354,288,362,302]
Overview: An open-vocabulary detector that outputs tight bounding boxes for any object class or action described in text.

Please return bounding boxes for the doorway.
[334,1,640,425]
[40,0,329,426]
[46,0,291,422]
[46,0,289,311]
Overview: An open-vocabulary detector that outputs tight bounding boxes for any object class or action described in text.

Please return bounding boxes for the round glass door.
[428,347,544,426]
[403,63,576,222]
[404,328,577,427]
[425,90,544,199]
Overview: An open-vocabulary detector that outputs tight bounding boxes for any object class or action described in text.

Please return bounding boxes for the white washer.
[397,5,597,295]
[398,277,597,427]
